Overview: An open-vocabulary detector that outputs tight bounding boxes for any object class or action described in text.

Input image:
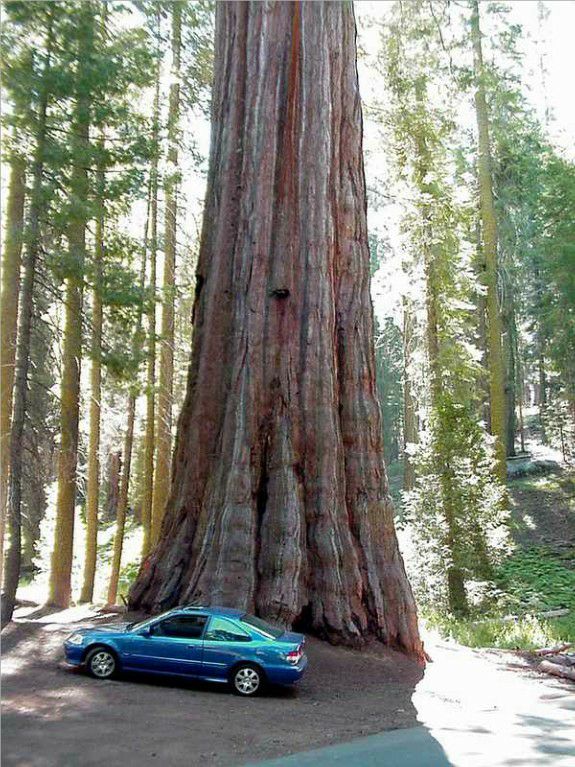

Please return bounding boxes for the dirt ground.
[1,612,423,767]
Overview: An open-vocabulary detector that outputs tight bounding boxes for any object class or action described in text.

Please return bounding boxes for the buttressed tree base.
[130,1,422,659]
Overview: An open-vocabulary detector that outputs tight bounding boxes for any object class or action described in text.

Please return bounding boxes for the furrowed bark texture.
[130,1,422,656]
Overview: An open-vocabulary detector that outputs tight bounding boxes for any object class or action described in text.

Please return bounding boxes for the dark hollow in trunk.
[130,1,422,658]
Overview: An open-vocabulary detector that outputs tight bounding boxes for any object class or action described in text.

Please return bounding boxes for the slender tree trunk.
[402,298,417,492]
[107,400,135,605]
[142,43,161,558]
[151,2,182,546]
[48,6,95,607]
[413,80,467,616]
[130,2,422,657]
[1,17,53,625]
[0,154,26,584]
[503,306,517,457]
[79,136,105,604]
[473,219,490,424]
[471,0,507,481]
[107,180,150,604]
[105,451,121,521]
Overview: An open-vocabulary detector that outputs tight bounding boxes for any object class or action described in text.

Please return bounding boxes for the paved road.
[249,726,451,766]
[251,630,575,767]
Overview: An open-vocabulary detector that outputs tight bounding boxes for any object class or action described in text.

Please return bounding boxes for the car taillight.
[285,645,303,664]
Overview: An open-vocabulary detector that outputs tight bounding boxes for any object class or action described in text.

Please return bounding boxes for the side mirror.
[139,627,151,637]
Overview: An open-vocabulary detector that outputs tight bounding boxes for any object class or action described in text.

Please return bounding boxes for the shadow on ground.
[1,612,423,767]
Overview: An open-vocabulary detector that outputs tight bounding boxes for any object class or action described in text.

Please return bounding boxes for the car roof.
[172,605,244,619]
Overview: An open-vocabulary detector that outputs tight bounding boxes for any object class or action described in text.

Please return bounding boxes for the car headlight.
[67,633,84,645]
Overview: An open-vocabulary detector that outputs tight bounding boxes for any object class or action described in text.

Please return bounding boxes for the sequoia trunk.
[130,1,421,656]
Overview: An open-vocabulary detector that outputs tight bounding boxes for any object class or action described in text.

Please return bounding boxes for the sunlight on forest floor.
[414,625,575,766]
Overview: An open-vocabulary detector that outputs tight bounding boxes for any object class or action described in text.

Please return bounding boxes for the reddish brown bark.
[130,1,422,657]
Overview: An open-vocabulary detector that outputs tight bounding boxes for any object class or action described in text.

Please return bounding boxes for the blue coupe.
[64,605,307,696]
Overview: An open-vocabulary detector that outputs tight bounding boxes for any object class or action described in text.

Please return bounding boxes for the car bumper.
[63,642,84,666]
[266,653,308,685]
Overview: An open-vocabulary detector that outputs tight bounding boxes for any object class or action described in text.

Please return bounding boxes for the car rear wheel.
[86,647,117,680]
[232,664,263,696]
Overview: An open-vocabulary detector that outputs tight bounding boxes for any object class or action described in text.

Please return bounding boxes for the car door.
[125,614,207,676]
[202,616,253,680]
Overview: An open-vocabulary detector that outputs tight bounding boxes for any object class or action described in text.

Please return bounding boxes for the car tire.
[231,663,263,697]
[86,646,118,680]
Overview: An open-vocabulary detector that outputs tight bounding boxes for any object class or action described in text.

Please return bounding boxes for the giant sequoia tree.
[130,1,421,656]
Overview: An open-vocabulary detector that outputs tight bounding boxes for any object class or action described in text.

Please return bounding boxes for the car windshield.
[241,614,284,639]
[127,610,174,632]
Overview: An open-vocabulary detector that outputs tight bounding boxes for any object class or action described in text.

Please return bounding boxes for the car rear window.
[241,614,284,639]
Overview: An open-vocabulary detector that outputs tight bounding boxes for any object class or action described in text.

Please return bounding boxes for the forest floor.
[3,451,574,766]
[2,607,574,767]
[1,609,422,767]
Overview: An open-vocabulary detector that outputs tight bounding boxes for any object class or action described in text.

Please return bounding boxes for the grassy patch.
[427,547,575,649]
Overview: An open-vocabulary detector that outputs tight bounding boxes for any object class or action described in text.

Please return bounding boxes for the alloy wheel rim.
[235,667,260,694]
[91,651,115,678]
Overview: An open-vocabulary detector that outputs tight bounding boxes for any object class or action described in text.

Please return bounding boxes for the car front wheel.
[86,647,117,680]
[232,664,262,696]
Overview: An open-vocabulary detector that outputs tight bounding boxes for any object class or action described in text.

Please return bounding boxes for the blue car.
[64,605,307,696]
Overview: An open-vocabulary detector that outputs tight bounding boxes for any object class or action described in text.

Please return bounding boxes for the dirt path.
[1,610,422,767]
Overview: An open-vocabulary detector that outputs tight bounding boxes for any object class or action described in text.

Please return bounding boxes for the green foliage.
[498,548,575,614]
[381,0,508,614]
[427,547,575,649]
[375,317,404,465]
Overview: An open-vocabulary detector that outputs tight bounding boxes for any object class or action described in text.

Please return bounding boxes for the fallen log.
[538,609,570,619]
[539,660,575,681]
[535,642,572,656]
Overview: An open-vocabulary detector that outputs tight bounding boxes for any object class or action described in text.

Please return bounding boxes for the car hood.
[74,624,130,636]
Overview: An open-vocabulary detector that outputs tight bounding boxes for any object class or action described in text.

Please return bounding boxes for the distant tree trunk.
[151,2,182,546]
[413,80,468,616]
[48,6,95,607]
[402,298,417,492]
[107,400,135,605]
[105,451,121,521]
[107,179,150,604]
[130,2,422,657]
[471,0,507,481]
[503,308,517,457]
[1,16,53,625]
[473,219,490,424]
[142,43,161,558]
[79,135,105,604]
[0,153,26,584]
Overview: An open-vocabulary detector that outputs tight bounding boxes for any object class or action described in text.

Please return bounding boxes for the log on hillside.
[539,659,575,681]
[535,642,572,656]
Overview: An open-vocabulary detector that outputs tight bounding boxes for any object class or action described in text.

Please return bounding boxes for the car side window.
[204,617,251,642]
[153,614,207,640]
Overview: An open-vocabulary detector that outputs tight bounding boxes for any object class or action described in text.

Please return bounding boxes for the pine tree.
[48,2,96,608]
[471,0,507,481]
[1,4,55,623]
